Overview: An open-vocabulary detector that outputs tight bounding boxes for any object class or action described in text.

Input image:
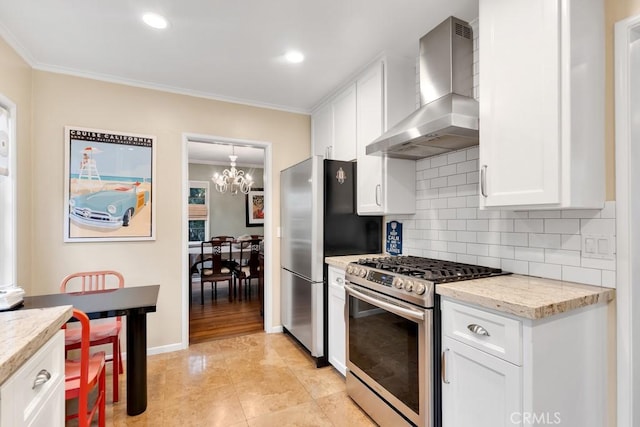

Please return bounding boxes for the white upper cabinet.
[356,57,416,215]
[332,84,357,161]
[311,102,332,158]
[478,0,604,209]
[311,83,357,162]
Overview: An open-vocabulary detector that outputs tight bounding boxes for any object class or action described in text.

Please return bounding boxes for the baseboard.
[266,325,283,334]
[146,342,185,356]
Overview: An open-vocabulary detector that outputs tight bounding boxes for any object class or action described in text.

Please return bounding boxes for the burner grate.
[357,255,504,283]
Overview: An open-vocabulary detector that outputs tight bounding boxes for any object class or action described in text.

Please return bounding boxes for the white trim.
[615,13,640,427]
[146,342,186,356]
[0,94,17,287]
[181,133,274,349]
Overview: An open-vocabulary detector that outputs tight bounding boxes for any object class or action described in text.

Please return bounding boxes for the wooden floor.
[189,278,264,344]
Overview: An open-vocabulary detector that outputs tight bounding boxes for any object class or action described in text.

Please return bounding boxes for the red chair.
[60,270,124,402]
[64,308,106,427]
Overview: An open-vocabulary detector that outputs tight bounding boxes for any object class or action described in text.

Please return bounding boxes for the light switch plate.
[582,234,615,260]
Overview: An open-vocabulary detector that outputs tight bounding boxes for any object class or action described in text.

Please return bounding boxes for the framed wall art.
[245,188,264,227]
[63,126,156,242]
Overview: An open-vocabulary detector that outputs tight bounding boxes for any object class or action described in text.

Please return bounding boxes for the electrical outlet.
[582,234,614,260]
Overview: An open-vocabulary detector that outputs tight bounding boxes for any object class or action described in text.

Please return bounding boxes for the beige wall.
[27,72,309,349]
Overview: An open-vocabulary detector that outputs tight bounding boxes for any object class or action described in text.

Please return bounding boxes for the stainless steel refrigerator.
[280,156,382,366]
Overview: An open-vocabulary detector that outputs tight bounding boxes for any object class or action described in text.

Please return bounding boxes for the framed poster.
[245,188,264,227]
[63,126,156,242]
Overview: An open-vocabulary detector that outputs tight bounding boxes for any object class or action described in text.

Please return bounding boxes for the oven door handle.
[344,284,425,322]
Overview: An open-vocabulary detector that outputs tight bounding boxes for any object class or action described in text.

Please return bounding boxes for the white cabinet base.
[441,298,608,427]
[1,330,65,427]
[442,336,521,427]
[327,266,346,376]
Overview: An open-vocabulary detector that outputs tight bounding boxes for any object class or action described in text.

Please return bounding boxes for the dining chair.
[60,270,124,403]
[233,238,262,299]
[64,308,106,427]
[211,235,238,270]
[198,239,235,303]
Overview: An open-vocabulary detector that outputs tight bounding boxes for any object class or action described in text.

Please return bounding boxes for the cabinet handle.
[480,165,488,197]
[375,184,381,206]
[336,277,344,284]
[467,323,490,337]
[32,369,52,389]
[441,349,450,384]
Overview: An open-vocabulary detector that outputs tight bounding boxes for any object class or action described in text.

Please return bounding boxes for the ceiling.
[0,0,478,114]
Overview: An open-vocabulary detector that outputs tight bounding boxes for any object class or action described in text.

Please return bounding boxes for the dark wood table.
[21,284,159,416]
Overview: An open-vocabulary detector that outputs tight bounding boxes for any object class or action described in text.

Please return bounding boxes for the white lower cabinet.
[442,336,521,427]
[327,265,346,375]
[441,298,608,427]
[0,330,65,427]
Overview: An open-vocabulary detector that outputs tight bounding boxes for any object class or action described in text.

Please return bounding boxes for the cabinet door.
[356,62,384,214]
[442,336,522,427]
[479,0,561,207]
[312,103,333,158]
[328,279,346,376]
[332,84,357,161]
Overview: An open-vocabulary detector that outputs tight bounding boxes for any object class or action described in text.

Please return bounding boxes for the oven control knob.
[346,265,354,275]
[414,282,426,295]
[404,280,414,292]
[392,277,404,289]
[358,268,367,278]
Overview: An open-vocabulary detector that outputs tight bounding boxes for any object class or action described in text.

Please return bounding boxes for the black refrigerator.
[280,157,382,366]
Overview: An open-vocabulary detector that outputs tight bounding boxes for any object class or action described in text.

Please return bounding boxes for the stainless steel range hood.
[366,16,478,160]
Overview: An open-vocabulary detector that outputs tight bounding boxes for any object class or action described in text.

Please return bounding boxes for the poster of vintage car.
[63,126,156,242]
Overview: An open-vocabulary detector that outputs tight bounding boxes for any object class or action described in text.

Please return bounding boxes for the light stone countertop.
[325,254,386,270]
[437,274,615,320]
[0,305,73,385]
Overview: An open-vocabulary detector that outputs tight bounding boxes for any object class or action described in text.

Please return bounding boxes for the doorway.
[615,14,640,426]
[182,134,271,345]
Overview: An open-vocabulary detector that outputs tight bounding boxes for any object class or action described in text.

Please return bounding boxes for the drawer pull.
[32,369,52,389]
[467,323,490,337]
[441,349,450,384]
[336,277,344,284]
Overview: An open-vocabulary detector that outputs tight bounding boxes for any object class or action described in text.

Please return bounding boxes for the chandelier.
[212,146,253,195]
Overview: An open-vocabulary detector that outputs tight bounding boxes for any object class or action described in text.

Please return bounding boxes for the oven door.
[345,283,433,427]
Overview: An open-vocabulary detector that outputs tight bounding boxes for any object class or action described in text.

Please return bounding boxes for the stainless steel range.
[344,256,507,427]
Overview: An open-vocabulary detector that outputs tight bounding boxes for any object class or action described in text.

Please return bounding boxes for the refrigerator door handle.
[282,267,315,283]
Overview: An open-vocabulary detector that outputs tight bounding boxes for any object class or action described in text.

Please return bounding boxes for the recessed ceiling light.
[285,51,304,64]
[142,13,168,29]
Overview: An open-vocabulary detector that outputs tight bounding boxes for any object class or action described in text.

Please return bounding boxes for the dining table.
[21,284,159,416]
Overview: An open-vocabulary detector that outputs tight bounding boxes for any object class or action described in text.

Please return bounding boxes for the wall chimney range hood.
[366,16,478,160]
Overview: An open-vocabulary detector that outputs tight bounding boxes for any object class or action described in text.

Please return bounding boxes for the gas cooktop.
[354,255,506,283]
[345,255,510,308]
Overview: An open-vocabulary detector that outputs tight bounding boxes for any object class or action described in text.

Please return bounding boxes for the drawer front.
[442,299,522,365]
[10,330,65,426]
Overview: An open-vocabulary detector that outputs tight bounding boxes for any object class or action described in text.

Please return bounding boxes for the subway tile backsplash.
[386,146,616,288]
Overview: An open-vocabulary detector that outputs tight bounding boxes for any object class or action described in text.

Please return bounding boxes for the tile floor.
[101,332,377,426]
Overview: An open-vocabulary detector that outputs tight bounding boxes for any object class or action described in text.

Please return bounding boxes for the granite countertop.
[437,274,615,320]
[0,305,73,385]
[325,254,386,270]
